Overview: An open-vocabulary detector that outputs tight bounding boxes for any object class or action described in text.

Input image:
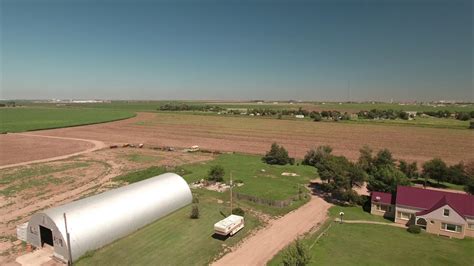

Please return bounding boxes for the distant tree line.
[158,103,225,112]
[357,109,474,121]
[357,109,412,120]
[0,101,16,107]
[159,104,474,125]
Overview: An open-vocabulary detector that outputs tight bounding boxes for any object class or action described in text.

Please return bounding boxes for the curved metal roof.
[28,172,192,261]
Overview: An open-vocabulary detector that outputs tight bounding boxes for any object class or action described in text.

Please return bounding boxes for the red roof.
[371,191,393,205]
[396,186,474,218]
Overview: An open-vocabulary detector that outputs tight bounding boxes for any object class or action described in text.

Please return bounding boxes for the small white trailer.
[214,215,244,236]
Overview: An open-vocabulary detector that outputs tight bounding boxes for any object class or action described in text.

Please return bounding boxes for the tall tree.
[208,165,225,182]
[399,160,419,179]
[446,162,468,185]
[302,145,332,166]
[422,158,448,184]
[347,163,367,188]
[374,149,395,168]
[357,145,373,172]
[367,165,410,193]
[464,178,474,195]
[262,143,294,165]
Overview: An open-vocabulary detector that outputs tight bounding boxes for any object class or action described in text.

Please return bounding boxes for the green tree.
[313,113,322,121]
[446,162,469,185]
[422,158,448,184]
[190,205,199,219]
[208,165,225,182]
[357,145,373,172]
[367,165,410,193]
[302,146,333,166]
[262,143,294,165]
[464,178,474,195]
[374,149,395,168]
[282,239,312,266]
[347,163,367,188]
[399,160,419,179]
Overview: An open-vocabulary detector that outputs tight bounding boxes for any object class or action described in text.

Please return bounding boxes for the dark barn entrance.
[40,225,53,247]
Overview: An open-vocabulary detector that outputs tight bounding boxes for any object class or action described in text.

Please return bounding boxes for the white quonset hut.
[26,173,192,263]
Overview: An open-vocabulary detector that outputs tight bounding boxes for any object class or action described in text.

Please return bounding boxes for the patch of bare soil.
[0,134,95,167]
[0,147,213,264]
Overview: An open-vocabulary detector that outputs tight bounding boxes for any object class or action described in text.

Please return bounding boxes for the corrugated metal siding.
[27,173,192,262]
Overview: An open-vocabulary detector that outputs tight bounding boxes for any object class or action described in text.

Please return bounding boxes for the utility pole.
[63,213,73,266]
[230,172,233,215]
[348,80,351,103]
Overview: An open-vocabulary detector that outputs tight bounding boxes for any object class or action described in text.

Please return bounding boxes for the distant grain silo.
[26,173,192,263]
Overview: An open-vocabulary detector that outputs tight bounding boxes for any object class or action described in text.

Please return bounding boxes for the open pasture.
[0,107,134,133]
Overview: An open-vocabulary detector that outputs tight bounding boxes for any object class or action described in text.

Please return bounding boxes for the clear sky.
[1,0,472,101]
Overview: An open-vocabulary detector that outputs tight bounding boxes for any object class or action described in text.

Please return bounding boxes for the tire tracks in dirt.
[0,133,107,170]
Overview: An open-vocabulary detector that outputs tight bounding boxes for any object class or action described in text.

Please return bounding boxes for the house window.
[441,223,462,233]
[443,209,450,217]
[375,204,389,212]
[397,211,412,220]
[468,224,474,230]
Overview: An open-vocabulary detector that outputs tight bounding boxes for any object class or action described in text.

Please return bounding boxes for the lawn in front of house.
[269,222,474,266]
[328,205,392,223]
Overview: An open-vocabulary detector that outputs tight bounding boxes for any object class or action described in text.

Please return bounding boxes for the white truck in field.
[214,215,244,236]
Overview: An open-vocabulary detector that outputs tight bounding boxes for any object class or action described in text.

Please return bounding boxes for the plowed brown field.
[3,112,471,166]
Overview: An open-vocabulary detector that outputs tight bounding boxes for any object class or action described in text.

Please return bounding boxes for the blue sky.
[1,0,472,101]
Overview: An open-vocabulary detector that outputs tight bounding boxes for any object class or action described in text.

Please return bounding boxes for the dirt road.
[0,133,106,169]
[213,195,332,266]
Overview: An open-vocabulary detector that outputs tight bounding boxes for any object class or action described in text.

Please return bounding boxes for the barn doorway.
[40,226,53,247]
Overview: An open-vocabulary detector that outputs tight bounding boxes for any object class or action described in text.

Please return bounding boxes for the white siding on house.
[417,204,466,225]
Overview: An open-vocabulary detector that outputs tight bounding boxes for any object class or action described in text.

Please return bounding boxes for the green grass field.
[76,196,260,266]
[112,153,317,216]
[270,223,473,266]
[181,153,317,201]
[0,107,135,133]
[411,178,466,192]
[328,205,391,223]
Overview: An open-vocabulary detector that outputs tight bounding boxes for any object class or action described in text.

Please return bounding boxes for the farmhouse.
[25,173,192,263]
[371,186,474,239]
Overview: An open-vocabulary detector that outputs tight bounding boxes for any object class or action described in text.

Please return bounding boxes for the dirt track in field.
[0,134,95,167]
[0,134,106,169]
[1,112,473,166]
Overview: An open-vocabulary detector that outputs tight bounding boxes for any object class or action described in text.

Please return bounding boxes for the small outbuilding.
[26,173,192,263]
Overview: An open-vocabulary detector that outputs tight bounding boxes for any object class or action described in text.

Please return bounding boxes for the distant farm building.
[406,111,417,120]
[25,173,192,263]
[295,115,305,119]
